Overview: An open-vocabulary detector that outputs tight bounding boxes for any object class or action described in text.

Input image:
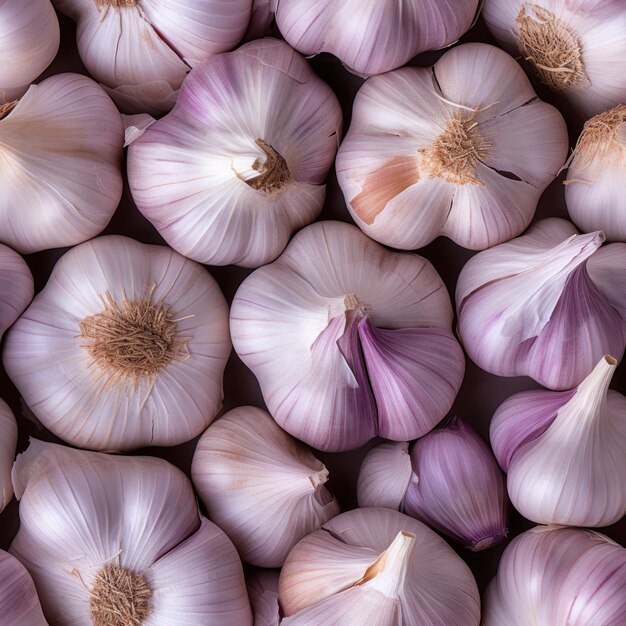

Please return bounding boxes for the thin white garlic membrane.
[0,399,17,514]
[128,38,342,268]
[191,406,340,568]
[246,568,280,626]
[336,43,568,251]
[52,0,252,114]
[0,243,33,338]
[0,73,124,254]
[491,355,626,527]
[483,0,626,118]
[566,104,626,242]
[483,525,626,625]
[0,0,59,100]
[230,221,464,452]
[3,236,230,452]
[0,550,47,626]
[10,440,253,625]
[275,0,479,76]
[279,507,481,625]
[456,218,626,390]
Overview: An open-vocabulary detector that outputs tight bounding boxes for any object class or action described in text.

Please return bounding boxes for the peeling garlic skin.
[336,43,568,252]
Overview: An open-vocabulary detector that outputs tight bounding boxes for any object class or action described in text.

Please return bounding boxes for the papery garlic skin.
[128,39,342,268]
[53,0,252,115]
[0,0,59,100]
[483,0,626,118]
[456,218,626,390]
[483,525,626,625]
[0,243,33,338]
[279,507,480,625]
[10,440,253,626]
[3,236,230,452]
[0,74,124,254]
[336,43,568,251]
[492,355,626,527]
[247,568,280,626]
[192,406,340,567]
[244,0,275,41]
[275,0,479,76]
[0,550,47,626]
[566,104,626,242]
[0,400,17,514]
[231,221,464,451]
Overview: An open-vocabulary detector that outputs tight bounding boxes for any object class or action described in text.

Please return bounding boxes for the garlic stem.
[308,466,330,490]
[568,354,617,420]
[0,100,17,121]
[246,139,291,193]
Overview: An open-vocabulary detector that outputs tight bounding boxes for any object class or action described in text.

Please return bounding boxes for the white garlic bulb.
[456,218,626,390]
[53,0,252,114]
[279,507,481,625]
[0,73,124,254]
[483,0,626,118]
[246,568,280,626]
[566,104,626,242]
[0,0,59,100]
[128,39,342,268]
[491,355,626,527]
[336,43,568,251]
[192,406,340,568]
[231,220,464,451]
[0,550,47,626]
[10,440,253,625]
[0,399,17,514]
[3,236,230,452]
[0,243,33,338]
[275,0,479,76]
[483,525,626,625]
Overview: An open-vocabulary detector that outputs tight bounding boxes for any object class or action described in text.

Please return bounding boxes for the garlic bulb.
[566,104,626,242]
[0,0,59,100]
[247,568,280,626]
[483,0,626,118]
[275,0,479,76]
[52,0,252,115]
[0,73,124,254]
[0,399,17,514]
[279,507,481,625]
[358,418,508,551]
[483,525,626,625]
[231,221,464,451]
[191,406,340,567]
[0,243,33,338]
[128,39,342,268]
[491,355,626,527]
[11,440,252,625]
[0,550,47,626]
[336,43,568,251]
[456,218,626,390]
[3,236,230,452]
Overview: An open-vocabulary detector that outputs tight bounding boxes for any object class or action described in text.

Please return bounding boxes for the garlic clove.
[0,550,47,626]
[0,243,33,339]
[191,406,340,568]
[357,442,412,511]
[101,79,180,117]
[246,568,280,626]
[587,242,626,316]
[0,400,17,514]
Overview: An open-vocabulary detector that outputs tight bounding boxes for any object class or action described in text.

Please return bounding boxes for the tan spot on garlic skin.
[0,100,17,121]
[351,156,421,225]
[90,564,150,626]
[95,0,137,8]
[569,104,626,167]
[247,139,292,193]
[516,5,588,92]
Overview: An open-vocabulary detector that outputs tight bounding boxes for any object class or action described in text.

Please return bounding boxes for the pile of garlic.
[0,2,625,625]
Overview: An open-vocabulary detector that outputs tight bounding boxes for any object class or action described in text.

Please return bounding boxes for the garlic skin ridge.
[456,217,626,390]
[3,235,231,452]
[191,406,340,568]
[0,550,47,626]
[10,440,253,625]
[483,0,626,118]
[52,0,252,115]
[483,525,626,625]
[128,38,342,268]
[491,355,626,527]
[566,104,626,242]
[231,220,465,452]
[0,399,17,514]
[279,507,481,625]
[0,243,33,339]
[0,0,60,100]
[275,0,479,76]
[336,43,568,251]
[0,73,124,254]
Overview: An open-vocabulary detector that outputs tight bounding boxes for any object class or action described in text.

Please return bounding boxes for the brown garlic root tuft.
[247,139,291,192]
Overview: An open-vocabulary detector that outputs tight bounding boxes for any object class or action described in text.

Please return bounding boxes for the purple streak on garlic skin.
[0,550,47,626]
